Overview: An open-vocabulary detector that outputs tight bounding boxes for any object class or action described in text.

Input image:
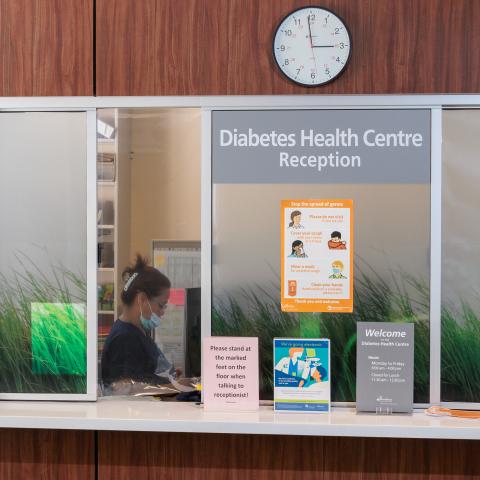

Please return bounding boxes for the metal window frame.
[203,103,442,409]
[0,95,478,406]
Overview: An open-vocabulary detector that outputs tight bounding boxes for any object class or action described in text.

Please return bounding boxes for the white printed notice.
[203,337,259,410]
[281,199,354,313]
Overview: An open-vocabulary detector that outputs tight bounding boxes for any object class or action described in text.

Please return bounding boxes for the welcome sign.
[356,322,414,414]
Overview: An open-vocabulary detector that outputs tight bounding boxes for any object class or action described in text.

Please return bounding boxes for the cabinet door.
[0,429,94,480]
[0,0,93,96]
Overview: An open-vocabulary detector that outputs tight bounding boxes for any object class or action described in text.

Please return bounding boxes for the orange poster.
[281,199,354,313]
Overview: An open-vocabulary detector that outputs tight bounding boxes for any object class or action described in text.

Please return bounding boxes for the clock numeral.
[285,59,290,66]
[311,72,316,79]
[334,27,340,34]
[280,45,286,51]
[336,57,341,62]
[309,14,315,21]
[285,29,292,36]
[325,68,331,76]
[339,42,345,49]
[294,18,301,26]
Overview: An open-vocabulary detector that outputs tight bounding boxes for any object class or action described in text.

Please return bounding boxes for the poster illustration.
[274,338,330,412]
[281,199,353,313]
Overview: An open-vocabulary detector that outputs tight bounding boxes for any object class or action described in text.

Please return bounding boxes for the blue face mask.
[140,300,162,330]
[333,268,340,274]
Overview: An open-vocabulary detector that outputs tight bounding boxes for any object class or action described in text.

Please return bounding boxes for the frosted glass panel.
[0,112,87,394]
[442,110,480,402]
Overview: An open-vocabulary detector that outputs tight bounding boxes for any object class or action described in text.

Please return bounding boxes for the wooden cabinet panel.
[323,437,480,479]
[98,431,480,479]
[0,429,94,479]
[96,0,480,95]
[98,431,325,480]
[0,428,476,479]
[0,0,93,96]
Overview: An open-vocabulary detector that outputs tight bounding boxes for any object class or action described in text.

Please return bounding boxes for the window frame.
[1,96,477,406]
[0,108,97,400]
[203,104,441,408]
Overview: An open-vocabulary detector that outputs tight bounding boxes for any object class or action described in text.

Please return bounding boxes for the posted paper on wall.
[274,338,330,412]
[281,199,353,313]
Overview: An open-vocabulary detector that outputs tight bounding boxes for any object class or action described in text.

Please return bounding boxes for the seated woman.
[101,255,172,388]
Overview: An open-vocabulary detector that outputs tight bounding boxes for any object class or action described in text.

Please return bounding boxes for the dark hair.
[289,210,302,228]
[121,254,171,306]
[331,231,341,239]
[291,240,303,255]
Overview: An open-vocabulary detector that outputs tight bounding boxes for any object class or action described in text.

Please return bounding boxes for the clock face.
[273,7,352,86]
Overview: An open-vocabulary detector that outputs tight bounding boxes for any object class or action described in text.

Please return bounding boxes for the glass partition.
[97,108,202,395]
[211,109,431,403]
[0,112,88,395]
[3,100,480,407]
[442,109,480,403]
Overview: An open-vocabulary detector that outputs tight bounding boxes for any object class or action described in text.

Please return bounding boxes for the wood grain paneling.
[323,437,480,479]
[0,0,93,96]
[98,432,325,480]
[98,431,480,479]
[96,0,480,96]
[0,429,94,479]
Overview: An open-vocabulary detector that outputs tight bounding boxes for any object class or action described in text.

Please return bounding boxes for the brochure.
[274,338,330,412]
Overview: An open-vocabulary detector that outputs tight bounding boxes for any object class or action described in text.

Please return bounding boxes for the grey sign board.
[212,109,430,184]
[356,322,414,414]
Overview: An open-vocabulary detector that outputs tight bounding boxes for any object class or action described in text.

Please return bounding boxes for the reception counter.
[0,398,478,440]
[0,399,478,479]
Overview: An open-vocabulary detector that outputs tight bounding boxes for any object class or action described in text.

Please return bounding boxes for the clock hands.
[307,14,318,75]
[308,16,335,48]
[307,14,313,47]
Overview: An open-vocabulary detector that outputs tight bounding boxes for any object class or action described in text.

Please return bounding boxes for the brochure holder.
[375,406,393,415]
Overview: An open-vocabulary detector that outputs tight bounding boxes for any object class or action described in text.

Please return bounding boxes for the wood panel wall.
[0,0,93,96]
[0,428,475,479]
[0,429,94,479]
[98,431,480,480]
[1,0,478,96]
[96,0,480,96]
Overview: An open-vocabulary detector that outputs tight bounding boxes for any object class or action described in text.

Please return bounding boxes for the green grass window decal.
[31,303,86,376]
[0,253,87,393]
[212,267,431,403]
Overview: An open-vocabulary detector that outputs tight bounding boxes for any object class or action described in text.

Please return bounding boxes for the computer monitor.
[184,287,201,378]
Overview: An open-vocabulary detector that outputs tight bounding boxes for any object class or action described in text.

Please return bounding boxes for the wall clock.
[273,6,352,87]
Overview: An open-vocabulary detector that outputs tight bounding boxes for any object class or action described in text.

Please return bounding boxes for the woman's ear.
[134,291,147,305]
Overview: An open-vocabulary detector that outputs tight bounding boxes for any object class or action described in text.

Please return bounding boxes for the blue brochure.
[274,338,330,413]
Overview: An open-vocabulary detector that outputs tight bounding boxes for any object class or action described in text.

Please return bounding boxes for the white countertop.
[0,399,478,439]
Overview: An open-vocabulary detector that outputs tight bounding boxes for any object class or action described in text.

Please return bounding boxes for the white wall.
[128,108,201,261]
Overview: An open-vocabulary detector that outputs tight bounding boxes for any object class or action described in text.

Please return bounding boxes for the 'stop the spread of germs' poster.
[281,199,353,313]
